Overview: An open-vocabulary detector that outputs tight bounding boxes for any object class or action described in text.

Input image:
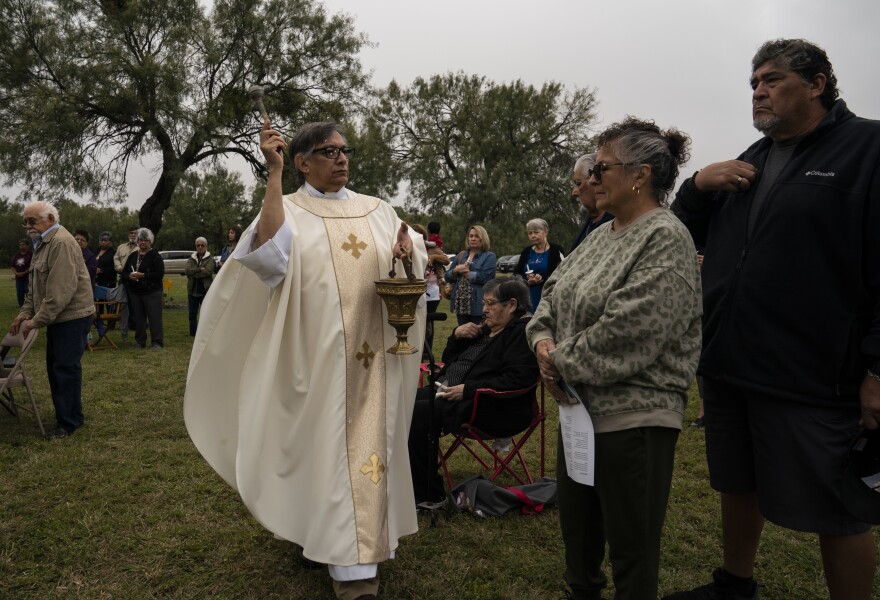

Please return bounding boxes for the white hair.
[195,236,208,246]
[526,218,549,232]
[136,227,155,243]
[573,153,597,176]
[24,200,60,223]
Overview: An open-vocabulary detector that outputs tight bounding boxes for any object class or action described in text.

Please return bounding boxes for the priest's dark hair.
[289,122,348,186]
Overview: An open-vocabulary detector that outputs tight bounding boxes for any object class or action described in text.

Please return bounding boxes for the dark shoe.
[45,426,72,439]
[690,417,705,429]
[663,568,758,600]
[149,343,163,351]
[332,576,379,600]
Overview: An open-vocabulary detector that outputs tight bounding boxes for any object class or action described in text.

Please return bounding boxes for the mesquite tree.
[0,0,368,233]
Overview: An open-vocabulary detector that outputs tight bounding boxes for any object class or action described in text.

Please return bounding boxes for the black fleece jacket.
[123,249,165,295]
[672,100,880,406]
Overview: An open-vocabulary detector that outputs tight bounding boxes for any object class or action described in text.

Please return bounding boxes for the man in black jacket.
[667,39,879,600]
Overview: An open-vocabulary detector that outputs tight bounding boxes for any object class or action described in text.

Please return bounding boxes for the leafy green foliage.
[344,115,404,200]
[160,166,259,252]
[0,199,140,265]
[0,0,369,233]
[373,73,597,255]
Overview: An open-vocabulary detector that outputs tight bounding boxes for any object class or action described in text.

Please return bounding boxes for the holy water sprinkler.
[247,85,269,122]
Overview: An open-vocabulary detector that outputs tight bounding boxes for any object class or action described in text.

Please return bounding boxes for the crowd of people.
[7,214,238,439]
[9,224,239,347]
[7,37,879,600]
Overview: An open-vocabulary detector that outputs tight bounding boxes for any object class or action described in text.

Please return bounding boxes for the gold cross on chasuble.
[356,342,375,369]
[360,453,385,484]
[341,233,368,259]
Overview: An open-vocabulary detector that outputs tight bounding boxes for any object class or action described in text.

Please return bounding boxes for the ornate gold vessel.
[374,278,426,354]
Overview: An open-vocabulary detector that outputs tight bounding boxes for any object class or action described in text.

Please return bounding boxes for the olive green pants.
[557,426,679,600]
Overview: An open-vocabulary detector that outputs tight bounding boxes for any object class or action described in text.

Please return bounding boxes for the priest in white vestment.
[184,121,426,600]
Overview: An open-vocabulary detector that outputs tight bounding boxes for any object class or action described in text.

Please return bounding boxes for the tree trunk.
[139,162,183,238]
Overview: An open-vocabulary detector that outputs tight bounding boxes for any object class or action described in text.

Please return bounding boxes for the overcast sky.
[319,0,880,170]
[9,0,879,209]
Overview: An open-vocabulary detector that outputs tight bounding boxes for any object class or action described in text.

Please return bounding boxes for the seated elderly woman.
[408,277,540,505]
[527,117,702,600]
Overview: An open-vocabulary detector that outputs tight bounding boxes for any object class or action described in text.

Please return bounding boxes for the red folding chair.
[419,361,444,387]
[438,380,545,490]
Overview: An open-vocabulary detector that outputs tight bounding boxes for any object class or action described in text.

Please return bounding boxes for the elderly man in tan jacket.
[10,200,95,438]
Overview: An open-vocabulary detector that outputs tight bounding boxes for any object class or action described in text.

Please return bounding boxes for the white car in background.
[158,250,221,275]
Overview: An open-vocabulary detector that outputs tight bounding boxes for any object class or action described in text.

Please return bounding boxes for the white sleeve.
[232,220,293,289]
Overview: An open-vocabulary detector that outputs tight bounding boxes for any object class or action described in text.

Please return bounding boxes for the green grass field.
[0,275,877,599]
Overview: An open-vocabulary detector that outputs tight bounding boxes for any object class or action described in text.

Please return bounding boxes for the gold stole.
[290,192,391,562]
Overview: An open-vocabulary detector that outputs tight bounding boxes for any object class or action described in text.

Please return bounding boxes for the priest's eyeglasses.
[312,146,356,159]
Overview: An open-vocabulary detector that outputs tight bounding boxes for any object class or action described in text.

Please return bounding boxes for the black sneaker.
[690,417,705,429]
[663,568,757,600]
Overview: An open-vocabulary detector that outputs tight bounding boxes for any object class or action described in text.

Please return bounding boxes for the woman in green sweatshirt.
[527,117,702,600]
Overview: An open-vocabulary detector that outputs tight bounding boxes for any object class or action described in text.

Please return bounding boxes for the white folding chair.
[0,328,44,436]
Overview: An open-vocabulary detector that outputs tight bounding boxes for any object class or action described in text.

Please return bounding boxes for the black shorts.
[703,378,869,536]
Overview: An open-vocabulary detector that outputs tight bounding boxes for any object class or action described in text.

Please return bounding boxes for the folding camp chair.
[0,328,44,436]
[89,285,123,351]
[419,361,444,387]
[438,380,546,490]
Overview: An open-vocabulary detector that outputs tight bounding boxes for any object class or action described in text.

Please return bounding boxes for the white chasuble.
[184,190,426,567]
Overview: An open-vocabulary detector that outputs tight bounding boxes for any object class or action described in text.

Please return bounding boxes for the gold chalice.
[375,254,426,355]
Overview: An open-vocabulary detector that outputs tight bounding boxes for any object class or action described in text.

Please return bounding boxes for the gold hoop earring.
[632,185,640,196]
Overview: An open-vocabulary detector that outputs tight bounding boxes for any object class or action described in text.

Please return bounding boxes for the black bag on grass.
[451,475,557,517]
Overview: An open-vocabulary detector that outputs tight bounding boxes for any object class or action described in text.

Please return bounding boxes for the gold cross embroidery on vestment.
[360,453,385,484]
[341,233,368,259]
[356,342,376,369]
